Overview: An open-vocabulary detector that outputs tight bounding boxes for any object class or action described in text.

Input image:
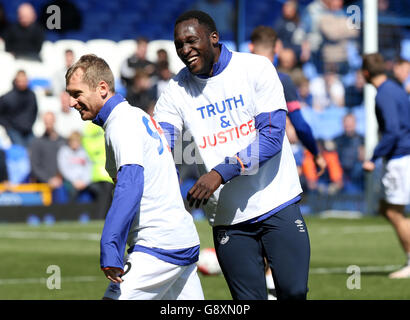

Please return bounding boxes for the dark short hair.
[136,36,149,44]
[175,10,218,34]
[250,26,278,48]
[362,53,385,79]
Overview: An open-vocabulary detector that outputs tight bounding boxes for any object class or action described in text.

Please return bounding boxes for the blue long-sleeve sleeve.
[288,109,318,156]
[100,164,144,270]
[213,110,286,183]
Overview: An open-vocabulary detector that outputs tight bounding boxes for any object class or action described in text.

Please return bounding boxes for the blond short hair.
[65,54,115,92]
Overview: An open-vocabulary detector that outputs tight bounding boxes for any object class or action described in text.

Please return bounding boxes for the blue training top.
[372,79,410,162]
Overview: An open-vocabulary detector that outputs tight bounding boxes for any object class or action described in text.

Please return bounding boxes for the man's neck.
[102,93,115,106]
[371,74,388,88]
[209,45,222,76]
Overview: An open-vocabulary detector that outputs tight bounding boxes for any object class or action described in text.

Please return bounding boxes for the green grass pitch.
[0,216,409,300]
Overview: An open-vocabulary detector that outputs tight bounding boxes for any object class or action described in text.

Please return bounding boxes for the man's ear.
[98,81,109,99]
[361,70,370,82]
[210,31,219,46]
[248,42,254,53]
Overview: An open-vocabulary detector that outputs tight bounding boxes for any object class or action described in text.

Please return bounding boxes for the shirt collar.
[92,93,126,127]
[197,43,232,79]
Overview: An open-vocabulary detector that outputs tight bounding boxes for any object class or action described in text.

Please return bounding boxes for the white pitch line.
[0,265,404,286]
[0,225,393,242]
[0,231,100,241]
[310,265,402,274]
[0,276,100,285]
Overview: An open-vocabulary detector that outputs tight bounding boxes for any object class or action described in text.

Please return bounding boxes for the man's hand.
[48,176,63,189]
[102,267,124,283]
[73,180,87,190]
[314,153,327,177]
[362,160,375,172]
[187,170,222,208]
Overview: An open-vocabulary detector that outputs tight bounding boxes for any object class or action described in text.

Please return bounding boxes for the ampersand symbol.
[220,116,231,128]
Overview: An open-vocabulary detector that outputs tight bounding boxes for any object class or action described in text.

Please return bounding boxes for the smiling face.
[174,19,220,76]
[66,68,105,121]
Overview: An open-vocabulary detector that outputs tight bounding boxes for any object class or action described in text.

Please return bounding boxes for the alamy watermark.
[46,5,61,30]
[46,265,61,290]
[346,265,361,290]
[346,5,361,30]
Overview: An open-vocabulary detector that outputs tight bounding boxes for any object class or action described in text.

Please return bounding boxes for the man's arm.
[288,109,318,156]
[100,164,143,283]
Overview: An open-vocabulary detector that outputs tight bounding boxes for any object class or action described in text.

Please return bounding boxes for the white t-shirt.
[155,51,302,226]
[103,100,200,250]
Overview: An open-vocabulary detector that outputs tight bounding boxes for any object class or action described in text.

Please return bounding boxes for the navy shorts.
[212,203,310,300]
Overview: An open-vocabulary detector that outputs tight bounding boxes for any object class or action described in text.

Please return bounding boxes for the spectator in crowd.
[155,48,169,72]
[52,49,75,96]
[274,0,307,63]
[0,70,38,147]
[393,58,410,96]
[120,36,156,91]
[303,139,343,195]
[55,82,85,139]
[81,122,113,219]
[0,3,9,40]
[3,3,44,61]
[155,60,174,99]
[278,47,297,73]
[192,0,234,39]
[156,48,169,63]
[300,0,331,73]
[295,76,313,108]
[29,111,67,203]
[318,0,359,75]
[378,0,402,72]
[309,64,346,110]
[324,69,345,107]
[57,131,93,203]
[277,47,304,82]
[126,69,157,115]
[345,70,365,108]
[334,113,365,193]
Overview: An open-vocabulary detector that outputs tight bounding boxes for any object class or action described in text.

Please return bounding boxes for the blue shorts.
[212,203,310,300]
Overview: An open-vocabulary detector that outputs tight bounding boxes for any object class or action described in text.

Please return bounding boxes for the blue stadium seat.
[401,39,410,61]
[29,78,52,91]
[301,106,346,140]
[316,106,346,140]
[5,144,30,184]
